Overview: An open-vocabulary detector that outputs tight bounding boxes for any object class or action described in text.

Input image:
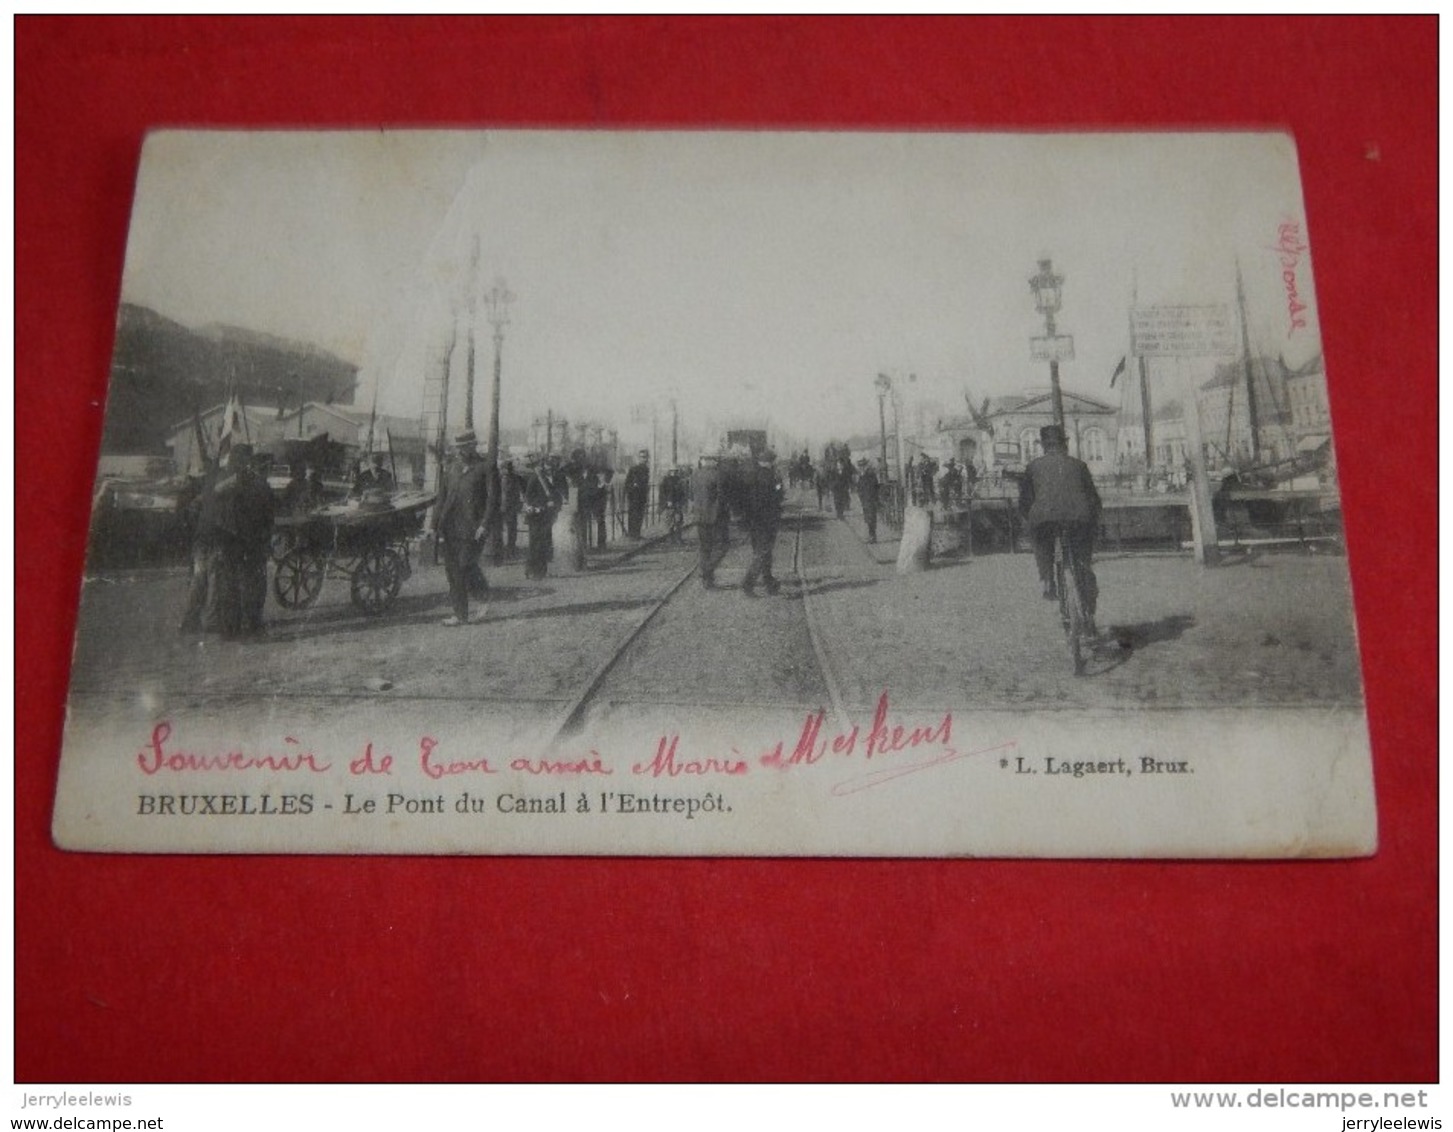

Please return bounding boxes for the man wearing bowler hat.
[432,430,492,626]
[1019,423,1102,619]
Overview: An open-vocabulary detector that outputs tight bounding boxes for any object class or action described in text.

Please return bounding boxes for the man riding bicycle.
[1019,424,1102,625]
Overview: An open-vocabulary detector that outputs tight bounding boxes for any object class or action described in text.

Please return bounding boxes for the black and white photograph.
[54,129,1375,856]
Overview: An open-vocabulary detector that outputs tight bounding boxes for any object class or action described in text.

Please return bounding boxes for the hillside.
[100,303,359,454]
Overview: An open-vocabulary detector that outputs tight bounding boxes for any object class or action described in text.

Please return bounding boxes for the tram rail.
[538,501,851,751]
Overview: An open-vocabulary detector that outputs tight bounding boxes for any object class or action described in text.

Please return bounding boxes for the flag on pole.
[1110,355,1127,387]
[216,394,244,464]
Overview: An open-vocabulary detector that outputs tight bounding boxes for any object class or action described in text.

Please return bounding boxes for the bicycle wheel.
[1059,537,1088,675]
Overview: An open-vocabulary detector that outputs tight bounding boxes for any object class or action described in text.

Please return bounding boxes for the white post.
[1178,356,1220,567]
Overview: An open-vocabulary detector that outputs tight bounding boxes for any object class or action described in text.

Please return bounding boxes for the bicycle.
[1052,525,1098,675]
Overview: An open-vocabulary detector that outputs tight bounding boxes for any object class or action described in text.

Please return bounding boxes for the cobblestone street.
[70,488,1364,740]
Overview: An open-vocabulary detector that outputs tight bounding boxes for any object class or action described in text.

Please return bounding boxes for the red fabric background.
[15,17,1436,1083]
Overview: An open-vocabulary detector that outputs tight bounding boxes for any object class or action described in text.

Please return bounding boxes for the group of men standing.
[810,453,885,541]
[432,433,652,623]
[906,454,975,507]
[692,449,784,597]
[174,422,1102,649]
[178,443,276,640]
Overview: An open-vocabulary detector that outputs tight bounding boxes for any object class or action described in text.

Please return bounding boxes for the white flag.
[216,394,243,463]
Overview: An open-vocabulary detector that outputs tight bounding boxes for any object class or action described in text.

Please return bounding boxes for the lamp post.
[1029,257,1067,430]
[482,278,514,562]
[875,371,906,497]
[874,373,891,473]
[463,237,481,434]
[483,278,515,468]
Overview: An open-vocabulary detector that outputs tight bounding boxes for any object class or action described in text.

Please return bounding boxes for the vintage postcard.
[54,129,1375,856]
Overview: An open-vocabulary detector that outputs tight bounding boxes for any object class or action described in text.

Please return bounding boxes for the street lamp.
[874,371,906,491]
[483,277,515,468]
[1029,257,1067,429]
[874,373,891,473]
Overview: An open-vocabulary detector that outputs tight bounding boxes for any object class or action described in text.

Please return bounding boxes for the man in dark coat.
[179,459,224,634]
[500,459,523,558]
[659,466,687,542]
[624,449,651,537]
[432,430,492,626]
[830,452,853,519]
[740,450,784,597]
[567,450,597,551]
[237,452,277,635]
[1020,424,1102,613]
[917,455,939,507]
[352,452,395,497]
[284,460,332,517]
[522,452,561,580]
[593,467,612,548]
[691,454,727,588]
[200,444,275,639]
[942,458,964,505]
[856,458,880,543]
[483,462,505,568]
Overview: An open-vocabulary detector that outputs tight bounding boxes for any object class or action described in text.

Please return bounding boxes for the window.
[1080,427,1105,463]
[1020,428,1042,460]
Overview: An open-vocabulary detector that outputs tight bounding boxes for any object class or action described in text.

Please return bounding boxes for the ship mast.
[1131,272,1154,478]
[1236,260,1261,466]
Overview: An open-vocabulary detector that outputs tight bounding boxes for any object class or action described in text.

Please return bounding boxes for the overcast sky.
[121,129,1323,451]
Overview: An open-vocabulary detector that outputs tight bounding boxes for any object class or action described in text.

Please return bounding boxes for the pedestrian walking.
[624,449,651,537]
[740,450,784,597]
[691,454,727,588]
[523,452,561,580]
[501,459,523,558]
[196,444,275,639]
[831,451,854,519]
[593,466,612,548]
[432,430,492,626]
[659,466,688,542]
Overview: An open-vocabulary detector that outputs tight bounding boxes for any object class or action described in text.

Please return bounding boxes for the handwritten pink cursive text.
[136,722,332,775]
[1272,221,1310,337]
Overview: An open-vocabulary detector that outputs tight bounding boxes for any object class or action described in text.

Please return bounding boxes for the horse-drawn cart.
[271,491,434,615]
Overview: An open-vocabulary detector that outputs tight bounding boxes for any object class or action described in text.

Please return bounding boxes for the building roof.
[279,402,422,439]
[166,403,278,436]
[980,388,1117,419]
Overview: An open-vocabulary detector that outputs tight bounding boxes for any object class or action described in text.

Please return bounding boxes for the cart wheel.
[274,549,324,609]
[350,547,403,615]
